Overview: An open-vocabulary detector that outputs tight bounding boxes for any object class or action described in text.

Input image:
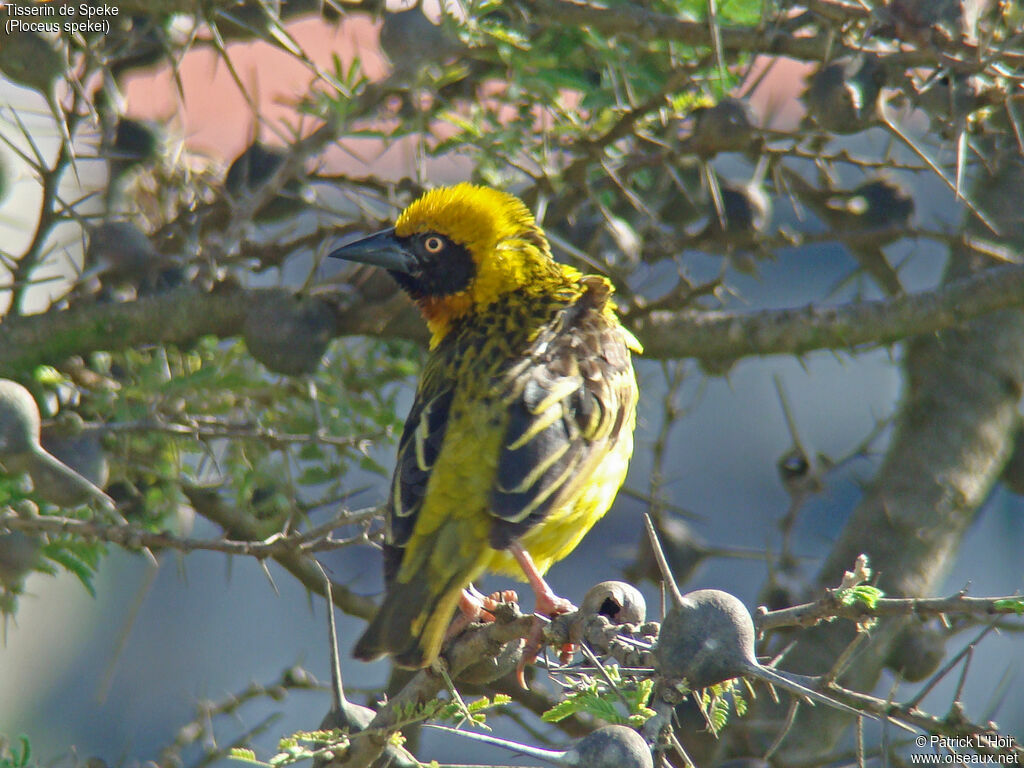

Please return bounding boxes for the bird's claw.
[514,596,577,689]
[478,589,519,622]
[558,642,575,665]
[516,618,547,689]
[461,587,518,622]
[514,622,578,689]
[448,588,519,641]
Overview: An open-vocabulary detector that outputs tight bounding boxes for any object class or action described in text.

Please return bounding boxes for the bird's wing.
[488,278,638,549]
[385,360,455,556]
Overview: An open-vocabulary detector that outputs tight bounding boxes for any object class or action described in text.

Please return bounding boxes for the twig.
[80,417,386,450]
[905,622,1000,711]
[338,605,535,768]
[156,666,323,768]
[181,484,377,619]
[0,507,376,557]
[8,262,1024,369]
[757,592,1024,632]
[822,685,1024,761]
[634,263,1024,361]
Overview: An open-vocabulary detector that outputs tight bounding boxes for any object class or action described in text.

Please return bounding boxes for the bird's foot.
[515,593,576,690]
[557,641,575,665]
[463,585,519,622]
[516,619,546,689]
[447,587,519,641]
[517,586,575,689]
[478,588,520,622]
[508,542,579,688]
[508,542,576,617]
[533,586,575,618]
[515,618,577,689]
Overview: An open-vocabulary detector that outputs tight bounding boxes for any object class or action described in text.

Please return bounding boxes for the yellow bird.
[329,184,641,671]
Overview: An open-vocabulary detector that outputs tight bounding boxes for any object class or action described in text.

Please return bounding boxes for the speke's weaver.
[329,183,641,685]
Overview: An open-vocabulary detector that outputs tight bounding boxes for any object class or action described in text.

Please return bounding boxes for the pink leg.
[509,543,575,616]
[509,544,576,688]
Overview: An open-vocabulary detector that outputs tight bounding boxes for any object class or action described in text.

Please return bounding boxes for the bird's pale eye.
[423,235,445,254]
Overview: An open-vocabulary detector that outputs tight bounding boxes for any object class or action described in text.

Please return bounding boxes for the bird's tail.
[353,544,489,669]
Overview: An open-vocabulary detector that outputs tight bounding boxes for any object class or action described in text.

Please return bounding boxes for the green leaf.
[994,598,1024,615]
[695,680,746,736]
[434,694,510,727]
[40,540,101,596]
[718,0,762,25]
[542,696,585,723]
[623,678,656,725]
[0,735,32,768]
[707,692,730,732]
[542,669,652,726]
[227,748,265,766]
[733,694,748,717]
[836,585,884,609]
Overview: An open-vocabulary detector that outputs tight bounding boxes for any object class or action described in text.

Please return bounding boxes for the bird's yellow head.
[330,184,579,345]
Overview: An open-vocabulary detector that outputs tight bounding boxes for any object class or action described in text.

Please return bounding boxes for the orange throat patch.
[419,293,472,346]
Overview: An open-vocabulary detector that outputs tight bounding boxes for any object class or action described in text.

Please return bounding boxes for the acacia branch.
[84,417,387,450]
[180,483,377,619]
[0,284,424,374]
[768,149,1024,760]
[826,687,1024,761]
[157,665,325,768]
[0,508,376,558]
[5,264,1024,373]
[522,0,1019,71]
[523,0,830,62]
[757,592,1024,632]
[337,604,534,768]
[631,263,1024,361]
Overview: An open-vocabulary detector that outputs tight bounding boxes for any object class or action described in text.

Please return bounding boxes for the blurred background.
[1,0,1022,766]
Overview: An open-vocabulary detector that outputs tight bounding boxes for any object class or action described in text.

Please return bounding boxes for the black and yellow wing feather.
[489,277,638,556]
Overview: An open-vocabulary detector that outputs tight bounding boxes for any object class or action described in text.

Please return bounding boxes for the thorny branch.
[157,666,326,768]
[80,417,387,451]
[757,591,1024,631]
[523,0,1024,71]
[5,263,1024,372]
[0,507,377,558]
[178,484,377,619]
[337,604,535,768]
[826,686,1024,762]
[634,262,1024,361]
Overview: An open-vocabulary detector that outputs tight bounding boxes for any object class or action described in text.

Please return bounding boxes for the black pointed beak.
[328,229,414,274]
